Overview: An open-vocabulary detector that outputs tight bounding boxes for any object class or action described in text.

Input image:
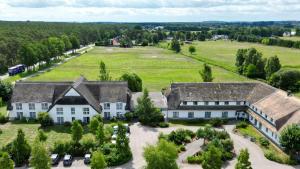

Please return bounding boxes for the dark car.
[50,154,60,165]
[63,154,73,166]
[84,154,91,164]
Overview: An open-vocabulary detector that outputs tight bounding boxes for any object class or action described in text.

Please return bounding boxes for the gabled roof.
[11,76,130,112]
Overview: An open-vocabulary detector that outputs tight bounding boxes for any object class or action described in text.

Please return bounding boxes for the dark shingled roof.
[11,76,130,113]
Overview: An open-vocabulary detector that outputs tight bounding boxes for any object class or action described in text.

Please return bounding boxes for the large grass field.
[29,46,250,91]
[280,36,300,41]
[178,40,300,72]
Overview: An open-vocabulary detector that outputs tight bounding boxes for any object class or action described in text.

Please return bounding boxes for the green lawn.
[280,36,300,42]
[179,40,300,72]
[28,46,251,91]
[0,104,7,116]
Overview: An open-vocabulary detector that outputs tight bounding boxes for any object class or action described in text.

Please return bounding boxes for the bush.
[158,122,169,128]
[0,114,8,124]
[0,128,2,134]
[187,155,203,164]
[63,121,72,126]
[80,136,96,153]
[215,130,230,140]
[236,121,248,129]
[210,118,224,127]
[124,112,134,122]
[37,112,53,127]
[178,145,186,152]
[259,137,270,147]
[52,141,72,156]
[158,132,168,140]
[168,129,195,145]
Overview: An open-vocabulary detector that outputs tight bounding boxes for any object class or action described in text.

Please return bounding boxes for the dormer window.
[225,101,229,105]
[236,101,240,105]
[193,101,197,106]
[183,101,187,105]
[265,114,268,118]
[204,101,209,105]
[215,101,219,105]
[270,118,273,122]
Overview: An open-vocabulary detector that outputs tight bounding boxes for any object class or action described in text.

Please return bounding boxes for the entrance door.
[83,117,90,123]
[104,112,111,119]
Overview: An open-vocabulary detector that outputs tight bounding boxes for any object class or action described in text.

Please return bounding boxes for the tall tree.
[91,151,106,169]
[202,145,222,169]
[189,45,196,54]
[280,124,300,156]
[37,130,47,142]
[199,64,214,82]
[235,149,252,169]
[120,73,142,92]
[61,35,72,51]
[135,89,163,126]
[30,140,51,169]
[265,55,281,79]
[71,120,83,144]
[144,139,178,169]
[20,43,38,70]
[70,35,80,53]
[96,123,105,146]
[116,123,131,156]
[89,117,100,134]
[99,60,111,81]
[10,129,31,167]
[0,152,14,169]
[170,39,181,53]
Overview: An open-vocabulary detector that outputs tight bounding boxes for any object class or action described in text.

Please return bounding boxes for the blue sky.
[0,0,300,22]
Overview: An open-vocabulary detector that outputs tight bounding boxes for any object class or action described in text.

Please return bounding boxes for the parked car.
[63,154,73,166]
[84,154,91,164]
[50,154,60,165]
[112,124,130,140]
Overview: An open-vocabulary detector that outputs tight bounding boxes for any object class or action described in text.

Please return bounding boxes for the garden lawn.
[236,124,291,164]
[28,46,251,91]
[0,104,7,116]
[179,40,300,72]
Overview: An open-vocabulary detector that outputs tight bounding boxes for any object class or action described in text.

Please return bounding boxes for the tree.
[199,64,214,82]
[135,89,164,126]
[0,80,13,102]
[244,64,257,78]
[37,130,47,142]
[96,123,105,146]
[116,123,131,156]
[10,129,31,166]
[197,124,215,144]
[144,139,178,169]
[269,69,300,92]
[91,151,106,169]
[71,120,83,143]
[89,117,100,134]
[0,152,14,169]
[37,112,53,127]
[61,35,72,51]
[235,149,252,169]
[99,60,111,81]
[280,124,300,156]
[202,145,222,169]
[120,73,142,92]
[70,35,80,53]
[189,45,196,54]
[30,140,51,169]
[265,56,281,79]
[170,39,181,53]
[20,43,38,70]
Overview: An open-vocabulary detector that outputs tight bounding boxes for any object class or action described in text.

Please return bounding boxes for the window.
[236,101,241,105]
[183,101,187,105]
[71,107,75,115]
[104,103,110,110]
[222,112,228,118]
[173,112,179,118]
[250,116,253,120]
[266,128,268,133]
[30,112,36,119]
[17,112,23,119]
[188,112,194,118]
[205,112,211,118]
[41,103,48,110]
[193,101,197,106]
[204,101,209,105]
[72,117,75,121]
[29,103,35,110]
[270,118,273,122]
[57,117,64,124]
[265,114,268,118]
[117,112,122,118]
[16,103,22,110]
[275,134,277,139]
[271,132,274,137]
[83,117,90,123]
[215,101,219,105]
[116,103,123,110]
[56,107,63,115]
[83,108,89,114]
[104,112,110,119]
[225,101,229,105]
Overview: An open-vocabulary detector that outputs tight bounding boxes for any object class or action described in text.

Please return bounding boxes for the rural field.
[29,46,250,91]
[280,36,300,41]
[179,40,300,72]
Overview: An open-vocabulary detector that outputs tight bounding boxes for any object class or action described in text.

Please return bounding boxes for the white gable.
[65,88,81,96]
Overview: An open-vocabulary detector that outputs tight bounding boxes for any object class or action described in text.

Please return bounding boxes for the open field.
[177,40,300,72]
[28,46,251,91]
[280,36,300,41]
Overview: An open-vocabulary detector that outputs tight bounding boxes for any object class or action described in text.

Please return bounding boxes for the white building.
[9,76,130,123]
[164,82,300,145]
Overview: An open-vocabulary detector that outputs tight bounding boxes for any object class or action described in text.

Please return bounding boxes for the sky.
[0,0,300,22]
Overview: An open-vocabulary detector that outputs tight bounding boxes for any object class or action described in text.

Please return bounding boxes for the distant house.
[131,92,168,112]
[291,30,297,36]
[212,35,228,40]
[283,31,291,37]
[164,82,300,146]
[111,37,120,46]
[9,76,130,123]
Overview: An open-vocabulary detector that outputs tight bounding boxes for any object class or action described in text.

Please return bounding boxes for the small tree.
[116,123,131,156]
[91,151,106,169]
[99,60,111,81]
[71,120,83,144]
[265,55,281,79]
[30,140,51,169]
[37,130,47,142]
[10,129,31,167]
[189,45,196,54]
[199,64,214,82]
[37,112,53,127]
[0,152,14,169]
[202,145,222,169]
[96,123,105,146]
[120,73,143,92]
[197,124,215,144]
[280,124,300,156]
[235,149,252,169]
[170,39,181,53]
[89,117,100,134]
[144,139,178,169]
[135,89,163,126]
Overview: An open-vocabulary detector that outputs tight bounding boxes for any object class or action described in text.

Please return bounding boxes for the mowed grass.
[29,46,250,91]
[0,104,7,116]
[180,40,300,71]
[280,36,300,41]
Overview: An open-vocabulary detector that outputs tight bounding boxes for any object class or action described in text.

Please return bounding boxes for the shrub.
[259,137,270,147]
[63,121,71,126]
[168,129,195,145]
[215,130,230,140]
[179,145,186,152]
[37,112,53,127]
[0,114,8,124]
[52,141,72,156]
[158,122,169,128]
[158,132,168,140]
[236,121,248,129]
[80,136,96,153]
[187,155,203,164]
[209,118,223,127]
[124,112,134,122]
[0,129,2,134]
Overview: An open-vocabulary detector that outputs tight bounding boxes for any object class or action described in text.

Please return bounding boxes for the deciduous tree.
[280,124,300,156]
[91,151,106,169]
[189,45,196,54]
[235,149,252,169]
[99,61,111,81]
[202,145,222,169]
[265,56,281,79]
[199,64,214,82]
[71,120,83,144]
[30,140,51,169]
[0,152,14,169]
[120,73,142,92]
[10,129,31,167]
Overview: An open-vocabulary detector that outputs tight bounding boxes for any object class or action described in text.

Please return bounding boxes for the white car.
[111,124,130,141]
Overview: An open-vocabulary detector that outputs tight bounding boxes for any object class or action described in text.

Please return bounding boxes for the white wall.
[9,102,51,119]
[100,102,127,118]
[164,110,237,119]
